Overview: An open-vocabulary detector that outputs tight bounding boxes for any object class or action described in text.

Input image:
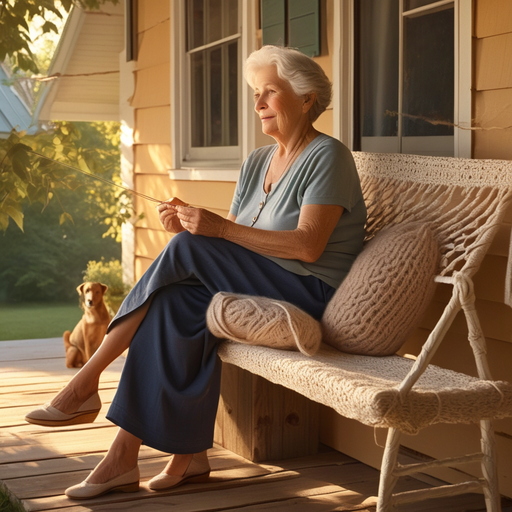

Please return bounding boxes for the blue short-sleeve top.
[229,134,367,289]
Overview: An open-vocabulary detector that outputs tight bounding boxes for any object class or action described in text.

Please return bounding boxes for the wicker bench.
[215,152,512,512]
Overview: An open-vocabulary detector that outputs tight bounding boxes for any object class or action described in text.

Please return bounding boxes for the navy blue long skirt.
[106,231,335,454]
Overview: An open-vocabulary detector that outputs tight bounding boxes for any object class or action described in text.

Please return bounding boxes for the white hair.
[244,45,332,123]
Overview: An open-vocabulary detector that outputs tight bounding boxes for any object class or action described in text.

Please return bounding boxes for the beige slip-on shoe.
[148,451,210,491]
[25,392,101,427]
[65,466,140,499]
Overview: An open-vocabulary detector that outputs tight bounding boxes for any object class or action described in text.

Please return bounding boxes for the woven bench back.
[353,152,512,280]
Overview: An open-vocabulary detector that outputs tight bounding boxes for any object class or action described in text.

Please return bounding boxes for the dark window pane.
[190,42,238,148]
[190,52,205,147]
[187,0,239,50]
[404,0,441,11]
[228,41,238,145]
[358,0,399,138]
[206,0,222,45]
[402,9,454,137]
[228,0,239,35]
[209,47,222,146]
[187,0,204,50]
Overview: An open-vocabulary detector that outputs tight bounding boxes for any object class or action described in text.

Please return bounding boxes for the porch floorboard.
[0,338,496,511]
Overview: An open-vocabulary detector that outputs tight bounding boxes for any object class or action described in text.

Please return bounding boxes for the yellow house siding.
[475,0,512,37]
[473,0,512,160]
[473,88,512,160]
[131,63,171,109]
[134,107,171,145]
[138,0,170,33]
[136,19,171,70]
[475,32,512,91]
[134,144,173,174]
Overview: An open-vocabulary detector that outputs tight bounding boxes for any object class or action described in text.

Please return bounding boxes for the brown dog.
[63,282,111,368]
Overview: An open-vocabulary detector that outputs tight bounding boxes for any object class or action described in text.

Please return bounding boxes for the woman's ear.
[302,93,316,114]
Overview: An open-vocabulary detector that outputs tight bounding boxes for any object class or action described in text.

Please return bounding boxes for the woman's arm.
[174,203,343,263]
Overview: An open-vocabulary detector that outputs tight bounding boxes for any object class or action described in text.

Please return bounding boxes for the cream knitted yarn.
[322,222,439,356]
[206,292,322,356]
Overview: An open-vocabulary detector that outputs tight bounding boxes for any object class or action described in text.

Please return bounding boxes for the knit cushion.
[322,223,439,356]
[206,292,322,356]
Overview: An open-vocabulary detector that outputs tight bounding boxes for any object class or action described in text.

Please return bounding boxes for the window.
[353,0,471,157]
[260,0,320,58]
[173,0,242,168]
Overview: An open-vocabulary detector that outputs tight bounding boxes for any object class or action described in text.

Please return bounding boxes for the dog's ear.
[100,283,108,294]
[77,283,86,295]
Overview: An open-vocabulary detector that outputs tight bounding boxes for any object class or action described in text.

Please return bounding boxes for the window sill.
[168,168,240,182]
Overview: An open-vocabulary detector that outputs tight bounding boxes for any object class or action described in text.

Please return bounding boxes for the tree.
[0,0,118,74]
[0,121,127,302]
[0,0,134,303]
[0,0,131,236]
[0,122,133,237]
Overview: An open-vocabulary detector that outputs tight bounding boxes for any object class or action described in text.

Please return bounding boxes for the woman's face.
[252,66,309,143]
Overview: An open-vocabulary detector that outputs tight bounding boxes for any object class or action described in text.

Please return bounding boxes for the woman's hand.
[157,198,188,234]
[175,205,228,238]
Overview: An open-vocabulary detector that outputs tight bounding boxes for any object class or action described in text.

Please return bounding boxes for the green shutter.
[288,0,320,57]
[261,0,286,46]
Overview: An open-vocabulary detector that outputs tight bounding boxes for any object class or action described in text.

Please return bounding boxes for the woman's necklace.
[250,131,314,228]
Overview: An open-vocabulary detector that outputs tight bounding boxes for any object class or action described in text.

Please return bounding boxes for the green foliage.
[0,123,135,240]
[0,121,136,303]
[83,257,130,314]
[83,258,129,296]
[0,187,121,302]
[0,1,136,305]
[0,0,119,73]
[0,483,24,512]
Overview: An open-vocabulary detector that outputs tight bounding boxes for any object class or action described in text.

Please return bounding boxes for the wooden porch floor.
[0,338,500,512]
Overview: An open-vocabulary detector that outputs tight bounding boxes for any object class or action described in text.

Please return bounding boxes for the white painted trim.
[333,0,354,148]
[119,49,136,287]
[168,169,240,182]
[241,0,258,160]
[170,0,183,170]
[188,33,241,54]
[454,0,472,158]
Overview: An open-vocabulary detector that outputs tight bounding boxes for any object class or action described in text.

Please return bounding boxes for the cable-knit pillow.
[207,292,322,356]
[322,223,439,356]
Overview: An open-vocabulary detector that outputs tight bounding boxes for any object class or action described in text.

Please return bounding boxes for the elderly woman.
[26,45,367,498]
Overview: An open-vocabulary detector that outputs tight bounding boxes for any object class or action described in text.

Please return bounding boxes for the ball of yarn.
[207,292,322,356]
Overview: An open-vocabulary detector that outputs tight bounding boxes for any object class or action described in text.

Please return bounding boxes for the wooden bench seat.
[213,152,512,512]
[218,342,512,436]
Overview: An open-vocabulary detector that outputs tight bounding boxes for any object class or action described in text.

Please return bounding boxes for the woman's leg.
[64,428,142,497]
[85,428,142,484]
[51,299,152,414]
[107,236,334,456]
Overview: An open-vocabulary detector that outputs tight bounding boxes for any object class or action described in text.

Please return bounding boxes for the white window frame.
[170,0,258,180]
[333,0,472,158]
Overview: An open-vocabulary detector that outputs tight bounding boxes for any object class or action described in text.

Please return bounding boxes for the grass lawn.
[0,302,83,341]
[0,484,24,512]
